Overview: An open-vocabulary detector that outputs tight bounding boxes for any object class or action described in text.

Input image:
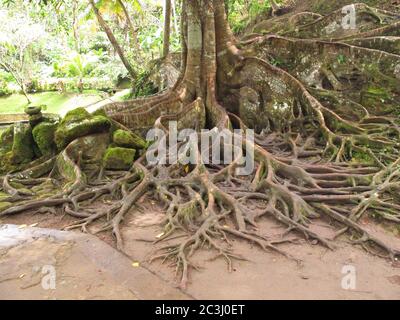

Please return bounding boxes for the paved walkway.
[0,224,190,300]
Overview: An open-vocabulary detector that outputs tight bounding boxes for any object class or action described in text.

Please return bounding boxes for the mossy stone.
[0,125,14,153]
[10,123,34,164]
[32,122,58,156]
[103,147,136,170]
[60,107,91,126]
[55,108,111,149]
[113,129,148,149]
[25,106,44,127]
[91,108,108,118]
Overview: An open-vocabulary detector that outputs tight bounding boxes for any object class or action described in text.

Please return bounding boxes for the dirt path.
[0,224,189,300]
[120,209,400,300]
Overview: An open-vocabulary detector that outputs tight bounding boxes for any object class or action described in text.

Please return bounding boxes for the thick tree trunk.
[88,0,137,80]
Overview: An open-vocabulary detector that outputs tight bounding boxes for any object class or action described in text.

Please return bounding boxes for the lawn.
[0,91,106,115]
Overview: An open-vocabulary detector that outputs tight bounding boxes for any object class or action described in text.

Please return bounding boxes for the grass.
[0,91,105,115]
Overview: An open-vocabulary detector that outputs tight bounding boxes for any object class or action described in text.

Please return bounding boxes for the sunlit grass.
[0,91,105,115]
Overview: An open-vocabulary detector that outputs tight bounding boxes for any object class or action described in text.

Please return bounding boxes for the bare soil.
[2,198,400,300]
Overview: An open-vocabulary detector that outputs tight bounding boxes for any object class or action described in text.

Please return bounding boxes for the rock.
[24,105,42,116]
[0,125,14,153]
[103,147,136,170]
[32,122,57,156]
[25,106,43,127]
[10,122,34,164]
[55,107,111,149]
[113,129,148,149]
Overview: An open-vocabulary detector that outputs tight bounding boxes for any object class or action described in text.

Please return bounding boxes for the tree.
[162,0,171,58]
[1,0,400,289]
[88,0,137,80]
[116,0,142,59]
[0,10,46,103]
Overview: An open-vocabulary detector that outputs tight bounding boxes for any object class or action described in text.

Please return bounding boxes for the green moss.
[55,109,111,149]
[10,123,35,164]
[32,122,58,156]
[113,129,148,149]
[0,202,12,212]
[24,106,42,116]
[91,108,108,118]
[60,107,90,125]
[0,125,14,153]
[55,152,78,181]
[92,109,119,137]
[365,87,390,98]
[103,147,136,170]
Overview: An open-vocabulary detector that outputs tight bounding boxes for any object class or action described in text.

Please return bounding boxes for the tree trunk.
[88,0,137,80]
[72,0,80,53]
[163,0,172,58]
[0,61,31,104]
[116,0,141,60]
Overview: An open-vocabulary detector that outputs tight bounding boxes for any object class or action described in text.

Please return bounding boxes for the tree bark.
[88,0,137,80]
[116,0,141,59]
[163,0,172,58]
[72,0,80,53]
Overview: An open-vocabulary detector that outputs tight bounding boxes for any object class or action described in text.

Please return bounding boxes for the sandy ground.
[0,237,136,300]
[1,201,400,300]
[0,224,188,300]
[120,209,400,300]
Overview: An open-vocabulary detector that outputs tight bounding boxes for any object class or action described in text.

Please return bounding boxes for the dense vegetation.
[0,0,278,102]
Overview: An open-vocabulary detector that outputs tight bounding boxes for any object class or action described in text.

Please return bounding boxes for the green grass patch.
[0,91,104,115]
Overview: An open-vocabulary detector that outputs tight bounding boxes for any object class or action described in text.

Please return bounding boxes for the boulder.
[55,107,111,149]
[113,129,148,149]
[32,122,58,156]
[103,147,136,170]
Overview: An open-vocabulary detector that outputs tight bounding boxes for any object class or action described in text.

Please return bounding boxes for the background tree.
[0,10,46,103]
[163,0,171,58]
[88,0,137,80]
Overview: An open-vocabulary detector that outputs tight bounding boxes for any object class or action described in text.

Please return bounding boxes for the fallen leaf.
[132,262,140,268]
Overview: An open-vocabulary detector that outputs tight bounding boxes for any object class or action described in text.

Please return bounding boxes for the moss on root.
[55,108,111,149]
[103,147,136,170]
[113,129,148,149]
[0,202,12,212]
